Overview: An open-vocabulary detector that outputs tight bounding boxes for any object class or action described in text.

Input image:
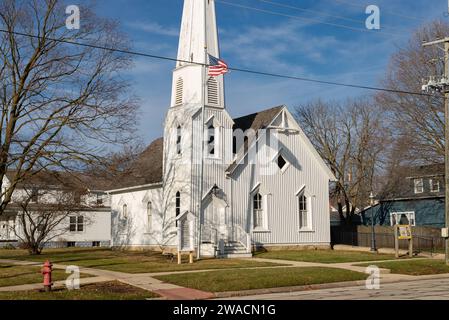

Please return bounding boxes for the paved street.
[223,278,449,300]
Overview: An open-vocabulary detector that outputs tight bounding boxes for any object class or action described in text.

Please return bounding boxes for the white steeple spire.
[170,0,224,109]
[177,0,220,66]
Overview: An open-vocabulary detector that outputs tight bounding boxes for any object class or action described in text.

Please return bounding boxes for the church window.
[147,201,152,232]
[207,77,219,105]
[176,125,182,155]
[175,78,183,105]
[208,124,216,156]
[175,192,181,227]
[298,190,312,231]
[122,204,128,220]
[253,193,263,229]
[277,155,287,170]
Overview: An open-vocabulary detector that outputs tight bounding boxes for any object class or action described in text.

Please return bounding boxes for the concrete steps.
[218,241,252,259]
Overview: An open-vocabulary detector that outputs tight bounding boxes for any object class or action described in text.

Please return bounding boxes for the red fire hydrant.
[41,260,53,292]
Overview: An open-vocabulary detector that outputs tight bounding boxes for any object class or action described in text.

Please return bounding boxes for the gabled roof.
[111,104,337,190]
[227,106,336,181]
[226,106,284,173]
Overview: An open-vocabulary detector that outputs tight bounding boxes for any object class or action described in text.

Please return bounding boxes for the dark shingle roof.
[4,170,111,192]
[233,106,283,132]
[380,163,445,200]
[113,137,164,189]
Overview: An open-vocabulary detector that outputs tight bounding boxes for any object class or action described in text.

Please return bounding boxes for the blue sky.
[87,0,446,144]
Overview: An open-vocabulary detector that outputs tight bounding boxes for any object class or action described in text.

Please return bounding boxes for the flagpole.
[197,0,208,260]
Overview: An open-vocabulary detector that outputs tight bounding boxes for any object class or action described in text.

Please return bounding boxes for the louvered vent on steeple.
[175,78,183,105]
[207,77,219,105]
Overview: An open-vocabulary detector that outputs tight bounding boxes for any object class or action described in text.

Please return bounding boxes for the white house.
[108,0,336,258]
[0,171,111,248]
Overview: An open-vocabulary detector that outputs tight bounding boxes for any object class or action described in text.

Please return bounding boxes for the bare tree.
[377,20,448,164]
[295,98,389,225]
[0,0,137,215]
[12,183,89,255]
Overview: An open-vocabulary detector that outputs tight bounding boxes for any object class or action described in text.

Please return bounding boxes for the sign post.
[395,224,413,258]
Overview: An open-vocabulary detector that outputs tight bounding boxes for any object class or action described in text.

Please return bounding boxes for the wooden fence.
[331,225,445,253]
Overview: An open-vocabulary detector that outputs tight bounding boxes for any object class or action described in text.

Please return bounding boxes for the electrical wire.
[257,0,365,24]
[215,0,407,38]
[0,28,433,97]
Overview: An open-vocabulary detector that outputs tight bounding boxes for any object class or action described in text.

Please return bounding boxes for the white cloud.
[220,20,340,75]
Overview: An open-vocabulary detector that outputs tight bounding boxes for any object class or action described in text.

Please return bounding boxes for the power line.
[215,0,407,38]
[256,0,411,36]
[0,28,433,97]
[257,0,365,25]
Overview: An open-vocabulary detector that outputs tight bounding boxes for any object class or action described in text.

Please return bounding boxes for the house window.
[175,77,183,105]
[430,179,440,193]
[390,212,416,226]
[176,125,182,155]
[253,193,263,229]
[74,192,82,204]
[69,216,84,232]
[96,194,104,206]
[298,192,311,230]
[207,124,216,156]
[147,201,152,232]
[30,188,39,203]
[414,178,424,194]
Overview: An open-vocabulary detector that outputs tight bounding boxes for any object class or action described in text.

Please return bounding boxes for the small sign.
[442,227,449,239]
[398,225,412,240]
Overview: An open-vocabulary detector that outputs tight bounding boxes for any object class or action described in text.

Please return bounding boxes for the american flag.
[208,54,229,76]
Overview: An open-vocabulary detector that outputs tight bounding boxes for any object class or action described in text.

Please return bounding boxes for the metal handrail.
[232,224,251,253]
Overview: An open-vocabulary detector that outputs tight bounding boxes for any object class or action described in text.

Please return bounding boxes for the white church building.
[108,0,336,258]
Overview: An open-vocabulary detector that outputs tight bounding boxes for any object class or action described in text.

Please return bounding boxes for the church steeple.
[170,0,224,109]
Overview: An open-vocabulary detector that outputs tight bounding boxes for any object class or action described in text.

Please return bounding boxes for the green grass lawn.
[255,250,397,264]
[0,263,92,287]
[0,248,281,274]
[0,281,159,300]
[357,259,449,275]
[155,267,366,292]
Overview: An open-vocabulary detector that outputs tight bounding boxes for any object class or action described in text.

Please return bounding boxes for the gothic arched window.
[147,201,152,232]
[253,193,263,229]
[208,124,216,156]
[176,125,182,155]
[175,192,181,217]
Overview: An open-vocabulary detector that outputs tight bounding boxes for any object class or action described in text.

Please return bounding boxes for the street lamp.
[369,192,377,252]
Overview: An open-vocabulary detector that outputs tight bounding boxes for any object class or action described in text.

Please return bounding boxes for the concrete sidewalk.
[0,258,213,300]
[2,256,448,300]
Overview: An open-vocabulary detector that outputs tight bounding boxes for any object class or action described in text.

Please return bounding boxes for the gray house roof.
[380,163,444,201]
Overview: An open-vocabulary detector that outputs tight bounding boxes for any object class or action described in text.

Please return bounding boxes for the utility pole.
[422,38,449,265]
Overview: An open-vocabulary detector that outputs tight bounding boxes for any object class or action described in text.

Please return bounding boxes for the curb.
[213,280,367,299]
[212,274,449,299]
